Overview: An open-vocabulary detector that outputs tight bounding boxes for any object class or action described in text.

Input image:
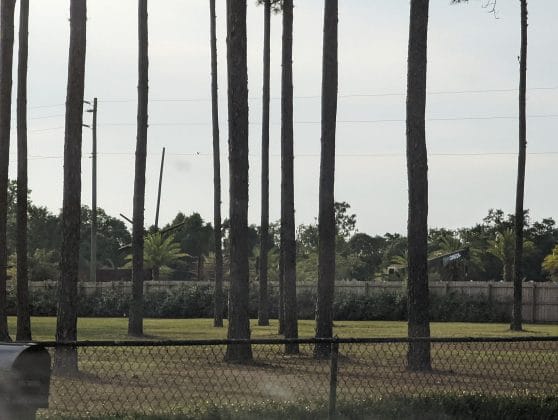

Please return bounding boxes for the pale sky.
[7,0,558,235]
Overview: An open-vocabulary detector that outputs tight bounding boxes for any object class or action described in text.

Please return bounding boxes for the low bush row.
[79,394,558,419]
[6,283,511,323]
[204,394,558,420]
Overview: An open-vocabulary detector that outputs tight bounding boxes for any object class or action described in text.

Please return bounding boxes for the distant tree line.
[5,186,556,285]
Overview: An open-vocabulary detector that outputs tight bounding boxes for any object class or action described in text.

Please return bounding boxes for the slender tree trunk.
[280,0,298,354]
[16,0,31,342]
[314,0,338,359]
[225,0,252,363]
[129,0,149,337]
[406,0,431,372]
[54,0,86,375]
[258,0,271,328]
[0,0,16,343]
[512,0,528,332]
[277,247,284,334]
[209,0,224,328]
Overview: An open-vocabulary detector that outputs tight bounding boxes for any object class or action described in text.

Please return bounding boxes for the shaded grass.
[7,317,558,342]
[28,319,557,418]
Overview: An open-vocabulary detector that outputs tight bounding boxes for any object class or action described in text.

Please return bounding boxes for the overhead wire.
[18,84,558,108]
[15,150,558,161]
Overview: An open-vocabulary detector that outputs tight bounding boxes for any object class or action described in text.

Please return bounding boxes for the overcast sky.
[8,0,558,235]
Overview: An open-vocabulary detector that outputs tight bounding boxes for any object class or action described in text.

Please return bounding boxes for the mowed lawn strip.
[18,318,555,418]
[6,317,558,341]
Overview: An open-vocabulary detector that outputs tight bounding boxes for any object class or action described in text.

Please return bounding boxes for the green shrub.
[77,395,558,420]
[7,282,511,323]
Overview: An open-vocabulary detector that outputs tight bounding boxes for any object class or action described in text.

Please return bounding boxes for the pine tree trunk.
[406,0,431,372]
[280,0,298,354]
[209,0,224,328]
[16,0,31,342]
[277,247,284,334]
[225,0,252,363]
[314,0,338,359]
[129,0,149,337]
[0,0,16,342]
[0,0,16,343]
[54,0,86,375]
[512,0,528,332]
[258,0,271,328]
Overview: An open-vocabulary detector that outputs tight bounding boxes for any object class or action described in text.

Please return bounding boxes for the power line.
[90,113,558,127]
[11,114,65,122]
[17,151,558,161]
[28,103,65,110]
[99,85,558,103]
[26,112,558,133]
[21,85,555,108]
[30,126,64,133]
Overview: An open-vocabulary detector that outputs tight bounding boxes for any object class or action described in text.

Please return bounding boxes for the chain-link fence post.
[329,339,339,420]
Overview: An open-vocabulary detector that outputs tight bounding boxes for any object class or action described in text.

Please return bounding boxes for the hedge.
[6,283,511,323]
[71,394,558,420]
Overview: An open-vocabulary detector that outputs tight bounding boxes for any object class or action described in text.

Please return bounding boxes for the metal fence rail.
[38,337,558,418]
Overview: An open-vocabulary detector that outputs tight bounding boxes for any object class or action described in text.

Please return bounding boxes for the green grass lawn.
[19,317,556,418]
[7,316,558,341]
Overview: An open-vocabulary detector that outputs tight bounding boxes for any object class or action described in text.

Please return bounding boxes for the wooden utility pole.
[88,98,98,282]
[154,147,165,229]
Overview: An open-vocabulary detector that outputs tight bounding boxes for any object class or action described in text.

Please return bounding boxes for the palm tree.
[406,0,431,371]
[54,0,87,374]
[0,0,17,342]
[129,0,149,337]
[209,0,224,328]
[390,252,408,279]
[512,0,528,332]
[280,0,298,354]
[126,233,187,281]
[314,0,338,359]
[489,228,534,283]
[488,229,515,283]
[16,0,31,342]
[429,234,479,282]
[225,0,252,363]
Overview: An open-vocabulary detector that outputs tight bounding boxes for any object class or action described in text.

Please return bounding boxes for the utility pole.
[154,147,165,229]
[87,98,98,282]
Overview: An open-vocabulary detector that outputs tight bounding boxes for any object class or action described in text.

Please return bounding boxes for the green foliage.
[85,395,558,419]
[333,291,407,321]
[29,249,60,282]
[9,284,509,323]
[334,201,357,239]
[6,180,131,280]
[125,233,187,280]
[542,245,558,279]
[488,228,515,282]
[167,212,213,258]
[80,206,132,270]
[488,228,536,282]
[296,223,318,257]
[341,394,558,420]
[348,233,385,280]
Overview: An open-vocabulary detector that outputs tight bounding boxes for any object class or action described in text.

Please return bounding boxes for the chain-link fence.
[37,336,558,418]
